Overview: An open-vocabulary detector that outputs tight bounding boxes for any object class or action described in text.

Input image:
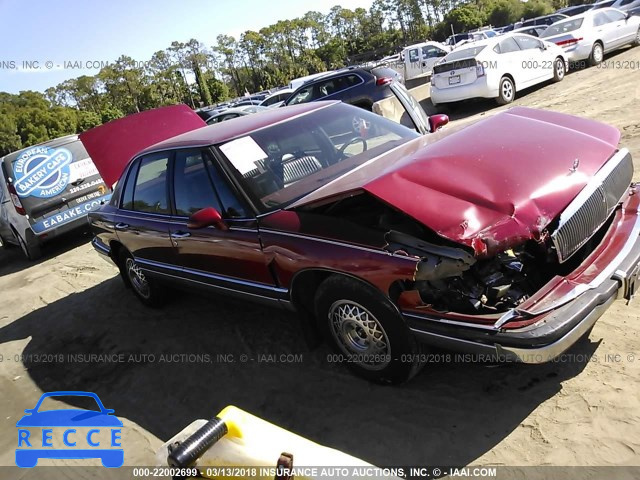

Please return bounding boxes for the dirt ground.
[1,45,640,475]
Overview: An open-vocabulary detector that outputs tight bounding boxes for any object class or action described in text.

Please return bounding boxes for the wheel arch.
[289,267,404,321]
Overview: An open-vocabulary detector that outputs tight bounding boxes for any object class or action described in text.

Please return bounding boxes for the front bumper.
[405,206,640,363]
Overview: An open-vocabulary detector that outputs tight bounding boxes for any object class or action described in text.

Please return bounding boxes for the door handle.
[114,222,129,230]
[170,231,191,239]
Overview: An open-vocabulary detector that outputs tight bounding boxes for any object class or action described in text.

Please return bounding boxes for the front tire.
[496,76,515,105]
[633,27,640,47]
[315,275,422,384]
[589,42,604,66]
[119,251,166,307]
[552,57,566,82]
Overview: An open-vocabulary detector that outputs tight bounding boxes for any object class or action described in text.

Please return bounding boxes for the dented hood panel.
[79,104,206,186]
[294,107,621,255]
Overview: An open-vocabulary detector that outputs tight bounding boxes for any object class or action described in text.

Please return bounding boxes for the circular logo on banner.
[12,147,73,198]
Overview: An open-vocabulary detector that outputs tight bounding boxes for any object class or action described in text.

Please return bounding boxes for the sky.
[0,0,375,94]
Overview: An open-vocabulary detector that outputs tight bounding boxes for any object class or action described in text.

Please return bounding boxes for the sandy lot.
[1,46,640,476]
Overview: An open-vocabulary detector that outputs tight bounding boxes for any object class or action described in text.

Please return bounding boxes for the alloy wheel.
[556,59,565,80]
[328,300,391,370]
[593,44,603,64]
[502,80,514,102]
[126,257,151,299]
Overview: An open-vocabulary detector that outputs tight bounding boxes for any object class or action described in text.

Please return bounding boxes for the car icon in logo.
[16,391,123,468]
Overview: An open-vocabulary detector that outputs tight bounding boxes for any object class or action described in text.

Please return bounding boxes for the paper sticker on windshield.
[220,136,268,175]
[13,146,73,198]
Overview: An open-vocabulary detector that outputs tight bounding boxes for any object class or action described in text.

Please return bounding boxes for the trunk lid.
[79,104,206,187]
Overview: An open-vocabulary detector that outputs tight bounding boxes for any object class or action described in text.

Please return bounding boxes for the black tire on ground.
[588,42,604,67]
[496,76,516,105]
[14,228,42,260]
[118,250,166,307]
[552,57,566,82]
[314,275,422,384]
[633,28,640,47]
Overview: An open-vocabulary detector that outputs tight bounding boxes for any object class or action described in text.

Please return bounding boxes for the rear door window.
[603,9,626,21]
[127,152,170,214]
[514,35,543,50]
[498,37,521,53]
[594,12,612,26]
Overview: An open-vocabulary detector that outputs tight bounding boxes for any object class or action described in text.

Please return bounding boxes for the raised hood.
[79,104,206,186]
[293,107,622,256]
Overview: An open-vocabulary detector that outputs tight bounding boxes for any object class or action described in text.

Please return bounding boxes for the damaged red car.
[86,101,640,383]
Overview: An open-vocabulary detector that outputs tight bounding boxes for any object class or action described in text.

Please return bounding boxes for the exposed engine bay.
[304,191,609,315]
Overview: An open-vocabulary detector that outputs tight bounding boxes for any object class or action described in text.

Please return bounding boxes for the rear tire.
[315,275,422,384]
[119,250,166,307]
[588,42,604,66]
[552,57,566,82]
[14,228,42,260]
[496,76,515,105]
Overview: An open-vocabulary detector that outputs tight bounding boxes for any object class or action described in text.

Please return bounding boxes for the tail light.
[376,76,393,86]
[476,64,485,77]
[7,183,26,216]
[430,75,435,86]
[555,38,582,47]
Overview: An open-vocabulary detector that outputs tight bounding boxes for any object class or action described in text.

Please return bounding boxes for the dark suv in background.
[284,66,402,112]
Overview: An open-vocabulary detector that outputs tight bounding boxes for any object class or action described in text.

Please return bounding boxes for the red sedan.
[86,101,640,383]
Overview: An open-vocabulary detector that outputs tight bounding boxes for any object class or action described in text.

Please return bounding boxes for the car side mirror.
[429,114,449,132]
[188,207,228,231]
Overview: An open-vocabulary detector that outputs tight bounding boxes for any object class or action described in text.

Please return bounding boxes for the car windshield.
[216,103,420,211]
[541,18,584,37]
[444,46,486,61]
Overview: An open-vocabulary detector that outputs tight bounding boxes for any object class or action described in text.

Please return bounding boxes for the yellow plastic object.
[157,405,400,480]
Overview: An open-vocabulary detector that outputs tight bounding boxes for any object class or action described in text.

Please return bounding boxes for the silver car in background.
[541,8,640,66]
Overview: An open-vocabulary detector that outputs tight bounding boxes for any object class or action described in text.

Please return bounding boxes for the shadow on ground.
[0,276,599,466]
[0,229,92,277]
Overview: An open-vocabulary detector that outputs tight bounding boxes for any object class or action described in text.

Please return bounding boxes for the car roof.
[552,6,613,22]
[139,101,337,156]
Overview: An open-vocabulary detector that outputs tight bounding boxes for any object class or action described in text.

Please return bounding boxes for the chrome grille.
[552,149,633,263]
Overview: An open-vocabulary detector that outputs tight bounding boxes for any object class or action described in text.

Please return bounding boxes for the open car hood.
[79,104,206,186]
[291,107,621,256]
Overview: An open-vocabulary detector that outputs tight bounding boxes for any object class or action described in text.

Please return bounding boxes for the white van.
[0,134,110,259]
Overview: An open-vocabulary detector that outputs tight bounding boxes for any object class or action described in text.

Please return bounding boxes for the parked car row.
[430,7,640,107]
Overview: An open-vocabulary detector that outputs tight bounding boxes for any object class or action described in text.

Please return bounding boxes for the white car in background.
[540,8,640,66]
[430,34,567,106]
[259,88,294,108]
